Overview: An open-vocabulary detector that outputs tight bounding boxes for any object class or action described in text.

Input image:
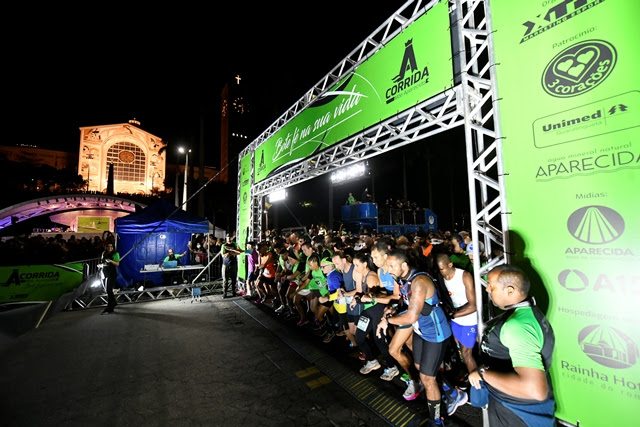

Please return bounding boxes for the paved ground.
[0,294,482,426]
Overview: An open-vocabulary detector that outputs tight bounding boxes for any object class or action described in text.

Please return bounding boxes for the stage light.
[89,277,103,289]
[330,162,366,184]
[268,189,287,203]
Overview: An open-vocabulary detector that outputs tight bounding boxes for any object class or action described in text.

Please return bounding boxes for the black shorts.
[259,276,275,286]
[308,289,322,299]
[336,312,349,330]
[248,270,260,281]
[347,314,360,323]
[412,335,448,376]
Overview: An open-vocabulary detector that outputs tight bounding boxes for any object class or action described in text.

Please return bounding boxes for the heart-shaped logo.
[556,59,573,73]
[576,50,595,65]
[567,63,585,78]
[553,46,599,83]
[542,40,616,98]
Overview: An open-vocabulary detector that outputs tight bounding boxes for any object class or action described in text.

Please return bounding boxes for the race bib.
[357,316,370,331]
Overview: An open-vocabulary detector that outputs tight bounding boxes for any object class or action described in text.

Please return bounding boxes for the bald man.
[468,264,555,427]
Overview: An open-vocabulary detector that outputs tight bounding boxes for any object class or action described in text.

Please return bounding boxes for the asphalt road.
[0,295,482,426]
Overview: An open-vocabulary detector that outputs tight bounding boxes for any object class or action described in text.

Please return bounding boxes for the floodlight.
[268,189,287,203]
[330,162,366,184]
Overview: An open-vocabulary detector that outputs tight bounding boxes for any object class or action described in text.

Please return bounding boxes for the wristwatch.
[478,366,487,380]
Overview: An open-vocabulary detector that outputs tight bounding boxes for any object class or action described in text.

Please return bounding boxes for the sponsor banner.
[236,153,252,280]
[0,262,84,303]
[254,0,453,183]
[491,0,640,425]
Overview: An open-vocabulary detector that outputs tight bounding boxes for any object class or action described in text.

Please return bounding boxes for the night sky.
[5,1,470,231]
[7,3,402,158]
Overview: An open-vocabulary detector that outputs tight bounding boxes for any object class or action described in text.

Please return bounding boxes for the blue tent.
[114,199,209,287]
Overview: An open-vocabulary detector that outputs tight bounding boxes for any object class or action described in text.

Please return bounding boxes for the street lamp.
[178,146,191,211]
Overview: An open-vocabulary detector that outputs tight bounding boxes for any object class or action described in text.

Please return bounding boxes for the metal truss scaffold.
[238,0,447,241]
[454,0,509,335]
[238,0,510,288]
[247,88,463,241]
[70,280,224,310]
[252,89,462,198]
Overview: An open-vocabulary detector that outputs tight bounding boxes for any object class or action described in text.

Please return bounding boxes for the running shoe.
[322,331,335,343]
[380,366,400,381]
[403,380,424,401]
[359,359,382,374]
[446,389,468,416]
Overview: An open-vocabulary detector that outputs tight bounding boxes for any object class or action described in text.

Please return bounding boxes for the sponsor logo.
[532,91,639,149]
[561,359,640,390]
[5,270,60,286]
[538,103,626,135]
[242,192,247,203]
[541,106,606,132]
[564,247,634,256]
[520,0,605,44]
[558,269,589,291]
[385,39,430,104]
[542,40,616,98]
[578,324,638,369]
[535,143,639,181]
[567,205,624,244]
[557,269,638,293]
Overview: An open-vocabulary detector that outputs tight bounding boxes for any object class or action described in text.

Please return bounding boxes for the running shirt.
[327,269,344,293]
[399,270,451,343]
[480,303,555,404]
[342,264,356,292]
[398,272,413,307]
[327,269,346,314]
[359,270,378,310]
[342,264,361,316]
[289,260,305,277]
[247,249,258,274]
[309,268,329,296]
[261,253,276,279]
[378,268,396,294]
[277,255,287,271]
[443,268,477,326]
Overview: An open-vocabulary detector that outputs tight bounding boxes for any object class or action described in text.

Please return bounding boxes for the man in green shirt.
[101,242,120,314]
[163,248,186,264]
[468,264,555,427]
[221,236,241,298]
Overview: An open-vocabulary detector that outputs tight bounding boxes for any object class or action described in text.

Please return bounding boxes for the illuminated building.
[78,119,166,194]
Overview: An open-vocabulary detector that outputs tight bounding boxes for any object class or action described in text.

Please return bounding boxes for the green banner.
[236,152,253,280]
[254,0,453,182]
[491,0,640,425]
[0,262,85,303]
